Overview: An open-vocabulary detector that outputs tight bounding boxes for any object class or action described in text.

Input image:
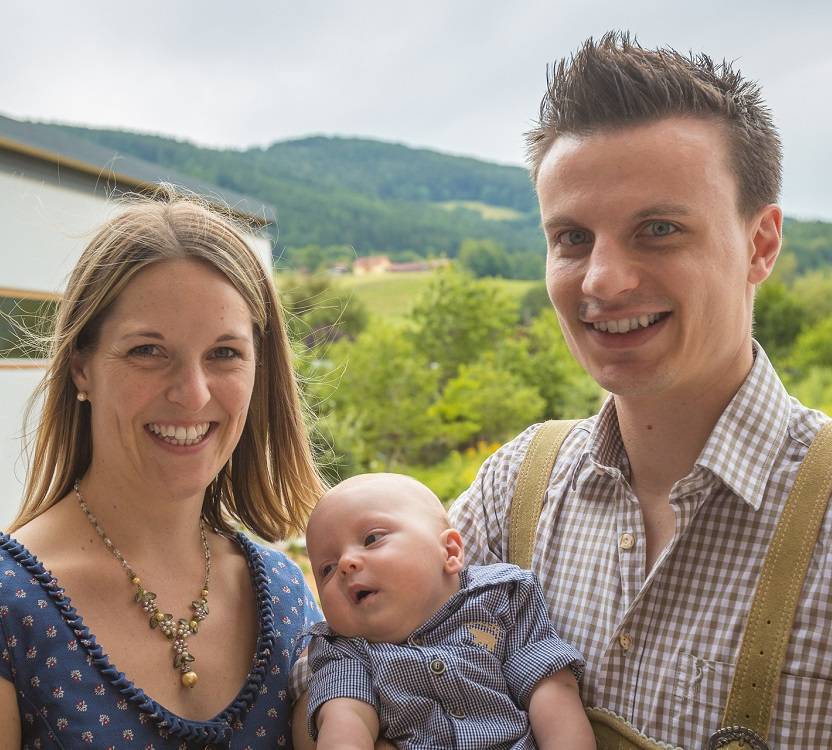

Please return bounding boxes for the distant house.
[353,255,392,275]
[352,256,449,275]
[0,113,278,526]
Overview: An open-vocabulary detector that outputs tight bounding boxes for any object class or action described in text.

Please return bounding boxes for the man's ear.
[440,528,464,574]
[748,203,783,285]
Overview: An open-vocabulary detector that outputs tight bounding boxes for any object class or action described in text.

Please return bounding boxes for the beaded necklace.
[74,480,210,688]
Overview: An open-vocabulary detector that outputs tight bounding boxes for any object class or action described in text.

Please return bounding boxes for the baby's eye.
[364,532,384,546]
[319,563,335,579]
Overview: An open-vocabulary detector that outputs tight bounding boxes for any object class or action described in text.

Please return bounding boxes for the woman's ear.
[440,528,465,574]
[70,349,91,397]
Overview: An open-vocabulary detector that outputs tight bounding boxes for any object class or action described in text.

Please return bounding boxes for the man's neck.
[615,352,755,502]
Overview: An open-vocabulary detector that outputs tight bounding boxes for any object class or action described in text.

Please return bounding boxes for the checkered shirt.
[448,345,832,749]
[306,563,584,749]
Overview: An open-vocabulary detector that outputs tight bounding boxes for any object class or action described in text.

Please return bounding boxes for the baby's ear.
[440,528,464,574]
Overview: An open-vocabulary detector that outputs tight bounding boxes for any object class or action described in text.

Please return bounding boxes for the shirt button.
[619,632,632,652]
[619,532,635,550]
[408,634,423,646]
[449,709,465,719]
[429,658,446,675]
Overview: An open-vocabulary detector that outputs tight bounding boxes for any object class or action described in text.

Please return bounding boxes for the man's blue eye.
[646,221,677,236]
[557,229,591,246]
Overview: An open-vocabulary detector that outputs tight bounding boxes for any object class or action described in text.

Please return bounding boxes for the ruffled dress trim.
[0,531,276,743]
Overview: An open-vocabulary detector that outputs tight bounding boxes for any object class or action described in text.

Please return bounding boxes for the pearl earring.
[76,392,88,402]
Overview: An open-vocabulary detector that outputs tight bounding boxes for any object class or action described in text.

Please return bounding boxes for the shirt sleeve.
[448,424,541,566]
[501,573,585,709]
[306,635,378,740]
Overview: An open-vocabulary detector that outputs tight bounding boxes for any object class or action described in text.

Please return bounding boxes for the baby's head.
[306,473,464,643]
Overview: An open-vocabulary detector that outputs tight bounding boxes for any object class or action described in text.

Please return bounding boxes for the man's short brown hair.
[526,31,782,215]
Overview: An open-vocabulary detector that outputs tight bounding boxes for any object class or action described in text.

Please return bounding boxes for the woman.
[0,193,323,747]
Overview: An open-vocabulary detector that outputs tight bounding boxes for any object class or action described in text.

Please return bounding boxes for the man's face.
[537,116,777,402]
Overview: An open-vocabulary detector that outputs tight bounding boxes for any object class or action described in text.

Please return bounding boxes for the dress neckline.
[0,531,276,744]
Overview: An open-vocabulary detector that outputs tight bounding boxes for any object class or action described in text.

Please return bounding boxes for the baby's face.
[306,475,462,643]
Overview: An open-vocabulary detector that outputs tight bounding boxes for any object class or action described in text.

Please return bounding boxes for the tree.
[409,270,519,382]
[458,239,511,278]
[496,312,601,419]
[752,280,805,364]
[322,323,441,470]
[279,275,368,350]
[430,356,545,448]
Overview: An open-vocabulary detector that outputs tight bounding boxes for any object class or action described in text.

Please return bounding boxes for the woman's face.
[72,259,257,502]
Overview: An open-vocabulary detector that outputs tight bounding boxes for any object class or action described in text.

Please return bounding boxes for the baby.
[304,472,595,749]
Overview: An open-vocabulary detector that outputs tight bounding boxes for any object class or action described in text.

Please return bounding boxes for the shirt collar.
[695,342,791,510]
[582,342,791,510]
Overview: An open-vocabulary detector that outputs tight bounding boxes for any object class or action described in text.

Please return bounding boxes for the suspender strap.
[508,420,579,570]
[713,419,832,746]
[510,416,832,750]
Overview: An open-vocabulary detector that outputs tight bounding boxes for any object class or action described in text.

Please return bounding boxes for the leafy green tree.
[791,270,832,326]
[430,356,545,448]
[786,316,832,376]
[753,280,806,364]
[322,323,441,470]
[409,270,519,382]
[496,312,601,419]
[279,275,368,350]
[458,239,511,278]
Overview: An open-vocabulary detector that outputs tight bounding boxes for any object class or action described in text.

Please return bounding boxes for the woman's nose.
[166,361,211,412]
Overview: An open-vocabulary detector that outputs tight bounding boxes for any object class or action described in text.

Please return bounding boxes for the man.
[449,32,831,748]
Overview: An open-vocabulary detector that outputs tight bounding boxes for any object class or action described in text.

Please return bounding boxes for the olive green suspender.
[508,419,832,750]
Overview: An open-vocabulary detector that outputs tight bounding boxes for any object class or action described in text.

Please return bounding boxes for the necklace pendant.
[181,670,198,688]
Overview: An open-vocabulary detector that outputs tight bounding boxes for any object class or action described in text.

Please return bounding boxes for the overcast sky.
[3,1,831,220]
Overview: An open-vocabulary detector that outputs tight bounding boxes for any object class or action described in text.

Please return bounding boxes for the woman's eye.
[128,344,161,357]
[211,347,240,360]
[643,221,678,237]
[364,532,383,546]
[555,229,592,247]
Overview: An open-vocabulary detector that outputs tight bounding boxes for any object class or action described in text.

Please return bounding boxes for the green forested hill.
[40,124,543,255]
[35,123,832,275]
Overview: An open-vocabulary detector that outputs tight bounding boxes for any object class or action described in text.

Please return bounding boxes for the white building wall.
[1,167,274,528]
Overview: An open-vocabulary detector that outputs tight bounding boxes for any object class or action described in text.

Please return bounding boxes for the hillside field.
[334,270,540,319]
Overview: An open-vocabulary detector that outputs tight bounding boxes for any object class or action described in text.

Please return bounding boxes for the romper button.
[408,635,423,646]
[449,709,465,719]
[429,658,446,675]
[619,632,632,652]
[619,533,635,550]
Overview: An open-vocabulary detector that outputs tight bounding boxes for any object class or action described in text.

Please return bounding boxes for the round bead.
[131,577,141,586]
[201,590,209,599]
[154,612,165,622]
[189,619,198,629]
[181,670,198,688]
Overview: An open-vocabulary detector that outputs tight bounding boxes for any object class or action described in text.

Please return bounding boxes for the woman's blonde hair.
[9,189,323,540]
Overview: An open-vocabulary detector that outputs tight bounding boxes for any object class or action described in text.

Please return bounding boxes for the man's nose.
[166,360,211,412]
[580,236,640,301]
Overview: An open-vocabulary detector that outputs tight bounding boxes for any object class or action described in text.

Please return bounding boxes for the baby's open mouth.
[353,588,377,604]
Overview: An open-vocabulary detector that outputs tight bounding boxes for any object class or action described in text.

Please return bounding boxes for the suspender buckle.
[707,726,769,749]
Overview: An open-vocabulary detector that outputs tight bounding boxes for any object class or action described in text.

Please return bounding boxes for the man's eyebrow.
[541,214,580,232]
[632,203,691,220]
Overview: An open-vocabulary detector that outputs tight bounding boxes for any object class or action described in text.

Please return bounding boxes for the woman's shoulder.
[235,533,318,610]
